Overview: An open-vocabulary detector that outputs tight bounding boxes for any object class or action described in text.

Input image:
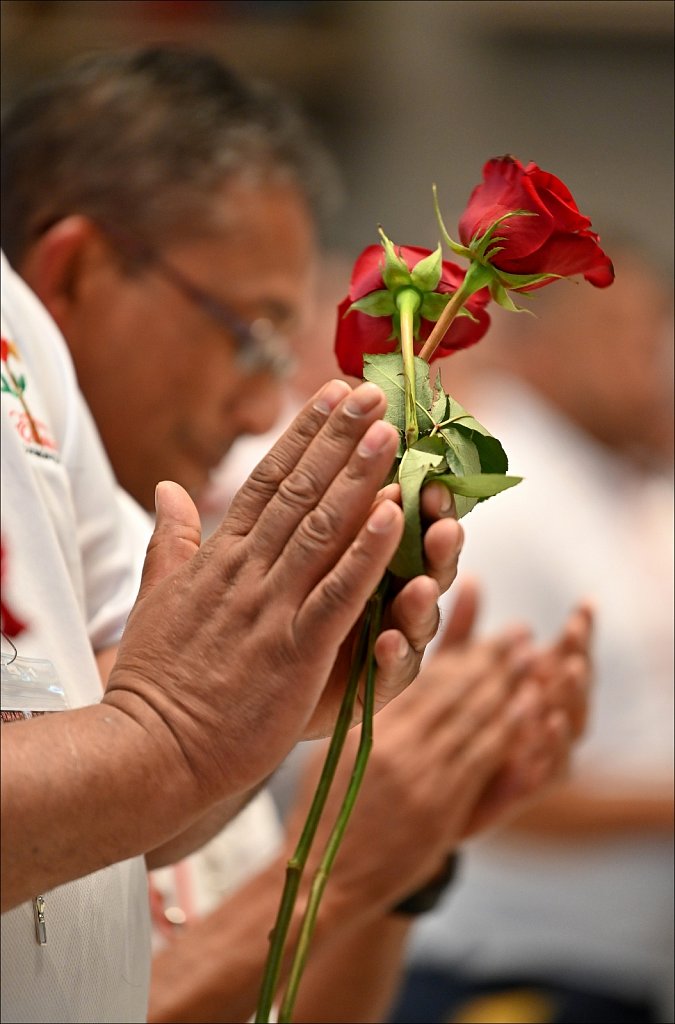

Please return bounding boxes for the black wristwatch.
[391,852,461,917]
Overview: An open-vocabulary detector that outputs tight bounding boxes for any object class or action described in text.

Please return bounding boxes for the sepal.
[410,243,443,292]
[378,228,413,291]
[348,290,397,318]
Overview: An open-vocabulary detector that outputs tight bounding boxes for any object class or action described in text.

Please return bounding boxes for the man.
[2,246,461,1021]
[393,246,674,1024]
[2,48,591,1022]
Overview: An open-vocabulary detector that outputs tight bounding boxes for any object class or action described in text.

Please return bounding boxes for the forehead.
[165,178,318,310]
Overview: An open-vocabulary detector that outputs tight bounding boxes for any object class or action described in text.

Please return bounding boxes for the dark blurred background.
[2,0,673,264]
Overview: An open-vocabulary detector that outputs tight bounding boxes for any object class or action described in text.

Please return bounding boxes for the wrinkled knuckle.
[318,570,350,614]
[246,450,288,495]
[294,503,342,552]
[277,467,320,511]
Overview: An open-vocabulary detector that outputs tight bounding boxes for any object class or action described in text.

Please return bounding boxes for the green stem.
[418,261,493,362]
[277,580,387,1023]
[396,288,422,448]
[254,609,373,1022]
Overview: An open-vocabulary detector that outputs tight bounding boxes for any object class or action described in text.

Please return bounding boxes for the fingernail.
[367,499,399,533]
[344,382,384,417]
[398,635,409,659]
[427,482,453,514]
[358,420,396,457]
[313,379,351,414]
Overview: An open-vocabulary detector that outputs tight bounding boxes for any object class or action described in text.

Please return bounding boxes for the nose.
[231,374,285,438]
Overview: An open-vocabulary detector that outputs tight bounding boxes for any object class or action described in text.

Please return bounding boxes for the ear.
[18,216,104,333]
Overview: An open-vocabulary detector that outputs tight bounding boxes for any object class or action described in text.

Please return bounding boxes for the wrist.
[390,851,461,917]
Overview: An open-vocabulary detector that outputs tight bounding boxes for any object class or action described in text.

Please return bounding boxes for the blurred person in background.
[389,244,675,1024]
[2,46,594,1022]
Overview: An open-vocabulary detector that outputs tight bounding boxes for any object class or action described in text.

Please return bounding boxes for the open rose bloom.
[459,155,614,289]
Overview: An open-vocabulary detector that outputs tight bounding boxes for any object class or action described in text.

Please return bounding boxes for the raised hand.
[282,603,536,922]
[461,602,594,837]
[281,592,592,925]
[106,379,456,807]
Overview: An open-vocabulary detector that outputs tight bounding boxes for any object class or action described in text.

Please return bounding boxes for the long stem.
[254,610,373,1022]
[419,260,493,362]
[396,289,421,448]
[278,581,387,1022]
[418,286,469,362]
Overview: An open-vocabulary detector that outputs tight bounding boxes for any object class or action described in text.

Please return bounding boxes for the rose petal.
[526,163,592,233]
[495,232,615,287]
[459,156,555,259]
[334,296,398,377]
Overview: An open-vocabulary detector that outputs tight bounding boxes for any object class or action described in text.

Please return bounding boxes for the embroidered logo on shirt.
[1,336,57,454]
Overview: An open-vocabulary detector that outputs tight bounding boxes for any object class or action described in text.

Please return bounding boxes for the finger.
[269,416,400,594]
[136,481,202,602]
[555,601,595,657]
[296,498,404,655]
[547,652,591,739]
[375,482,401,505]
[384,574,442,657]
[420,481,456,521]
[517,711,572,795]
[445,643,537,754]
[223,378,352,538]
[422,518,464,594]
[248,383,392,566]
[438,576,481,648]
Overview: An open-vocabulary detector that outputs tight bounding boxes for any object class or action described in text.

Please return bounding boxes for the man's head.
[2,47,339,508]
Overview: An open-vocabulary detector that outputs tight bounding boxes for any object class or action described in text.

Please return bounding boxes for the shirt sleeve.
[1,251,141,651]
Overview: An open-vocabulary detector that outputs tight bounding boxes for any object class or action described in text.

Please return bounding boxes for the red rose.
[335,245,491,378]
[459,156,614,289]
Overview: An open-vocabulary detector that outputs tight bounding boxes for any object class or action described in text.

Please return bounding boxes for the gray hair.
[1,46,342,262]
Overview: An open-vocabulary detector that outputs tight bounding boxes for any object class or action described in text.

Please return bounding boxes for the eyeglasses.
[98,223,296,380]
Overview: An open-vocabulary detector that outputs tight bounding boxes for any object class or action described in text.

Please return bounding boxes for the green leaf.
[363,352,406,433]
[410,244,443,292]
[420,291,451,322]
[411,358,436,433]
[378,228,412,291]
[437,424,481,477]
[429,370,447,425]
[348,290,396,318]
[411,433,448,463]
[435,423,482,518]
[389,447,445,579]
[363,354,437,436]
[434,473,522,498]
[442,396,509,476]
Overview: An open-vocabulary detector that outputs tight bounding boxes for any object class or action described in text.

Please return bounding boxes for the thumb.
[137,481,202,600]
[438,576,481,649]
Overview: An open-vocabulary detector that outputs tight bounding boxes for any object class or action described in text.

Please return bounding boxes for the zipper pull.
[33,895,47,945]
